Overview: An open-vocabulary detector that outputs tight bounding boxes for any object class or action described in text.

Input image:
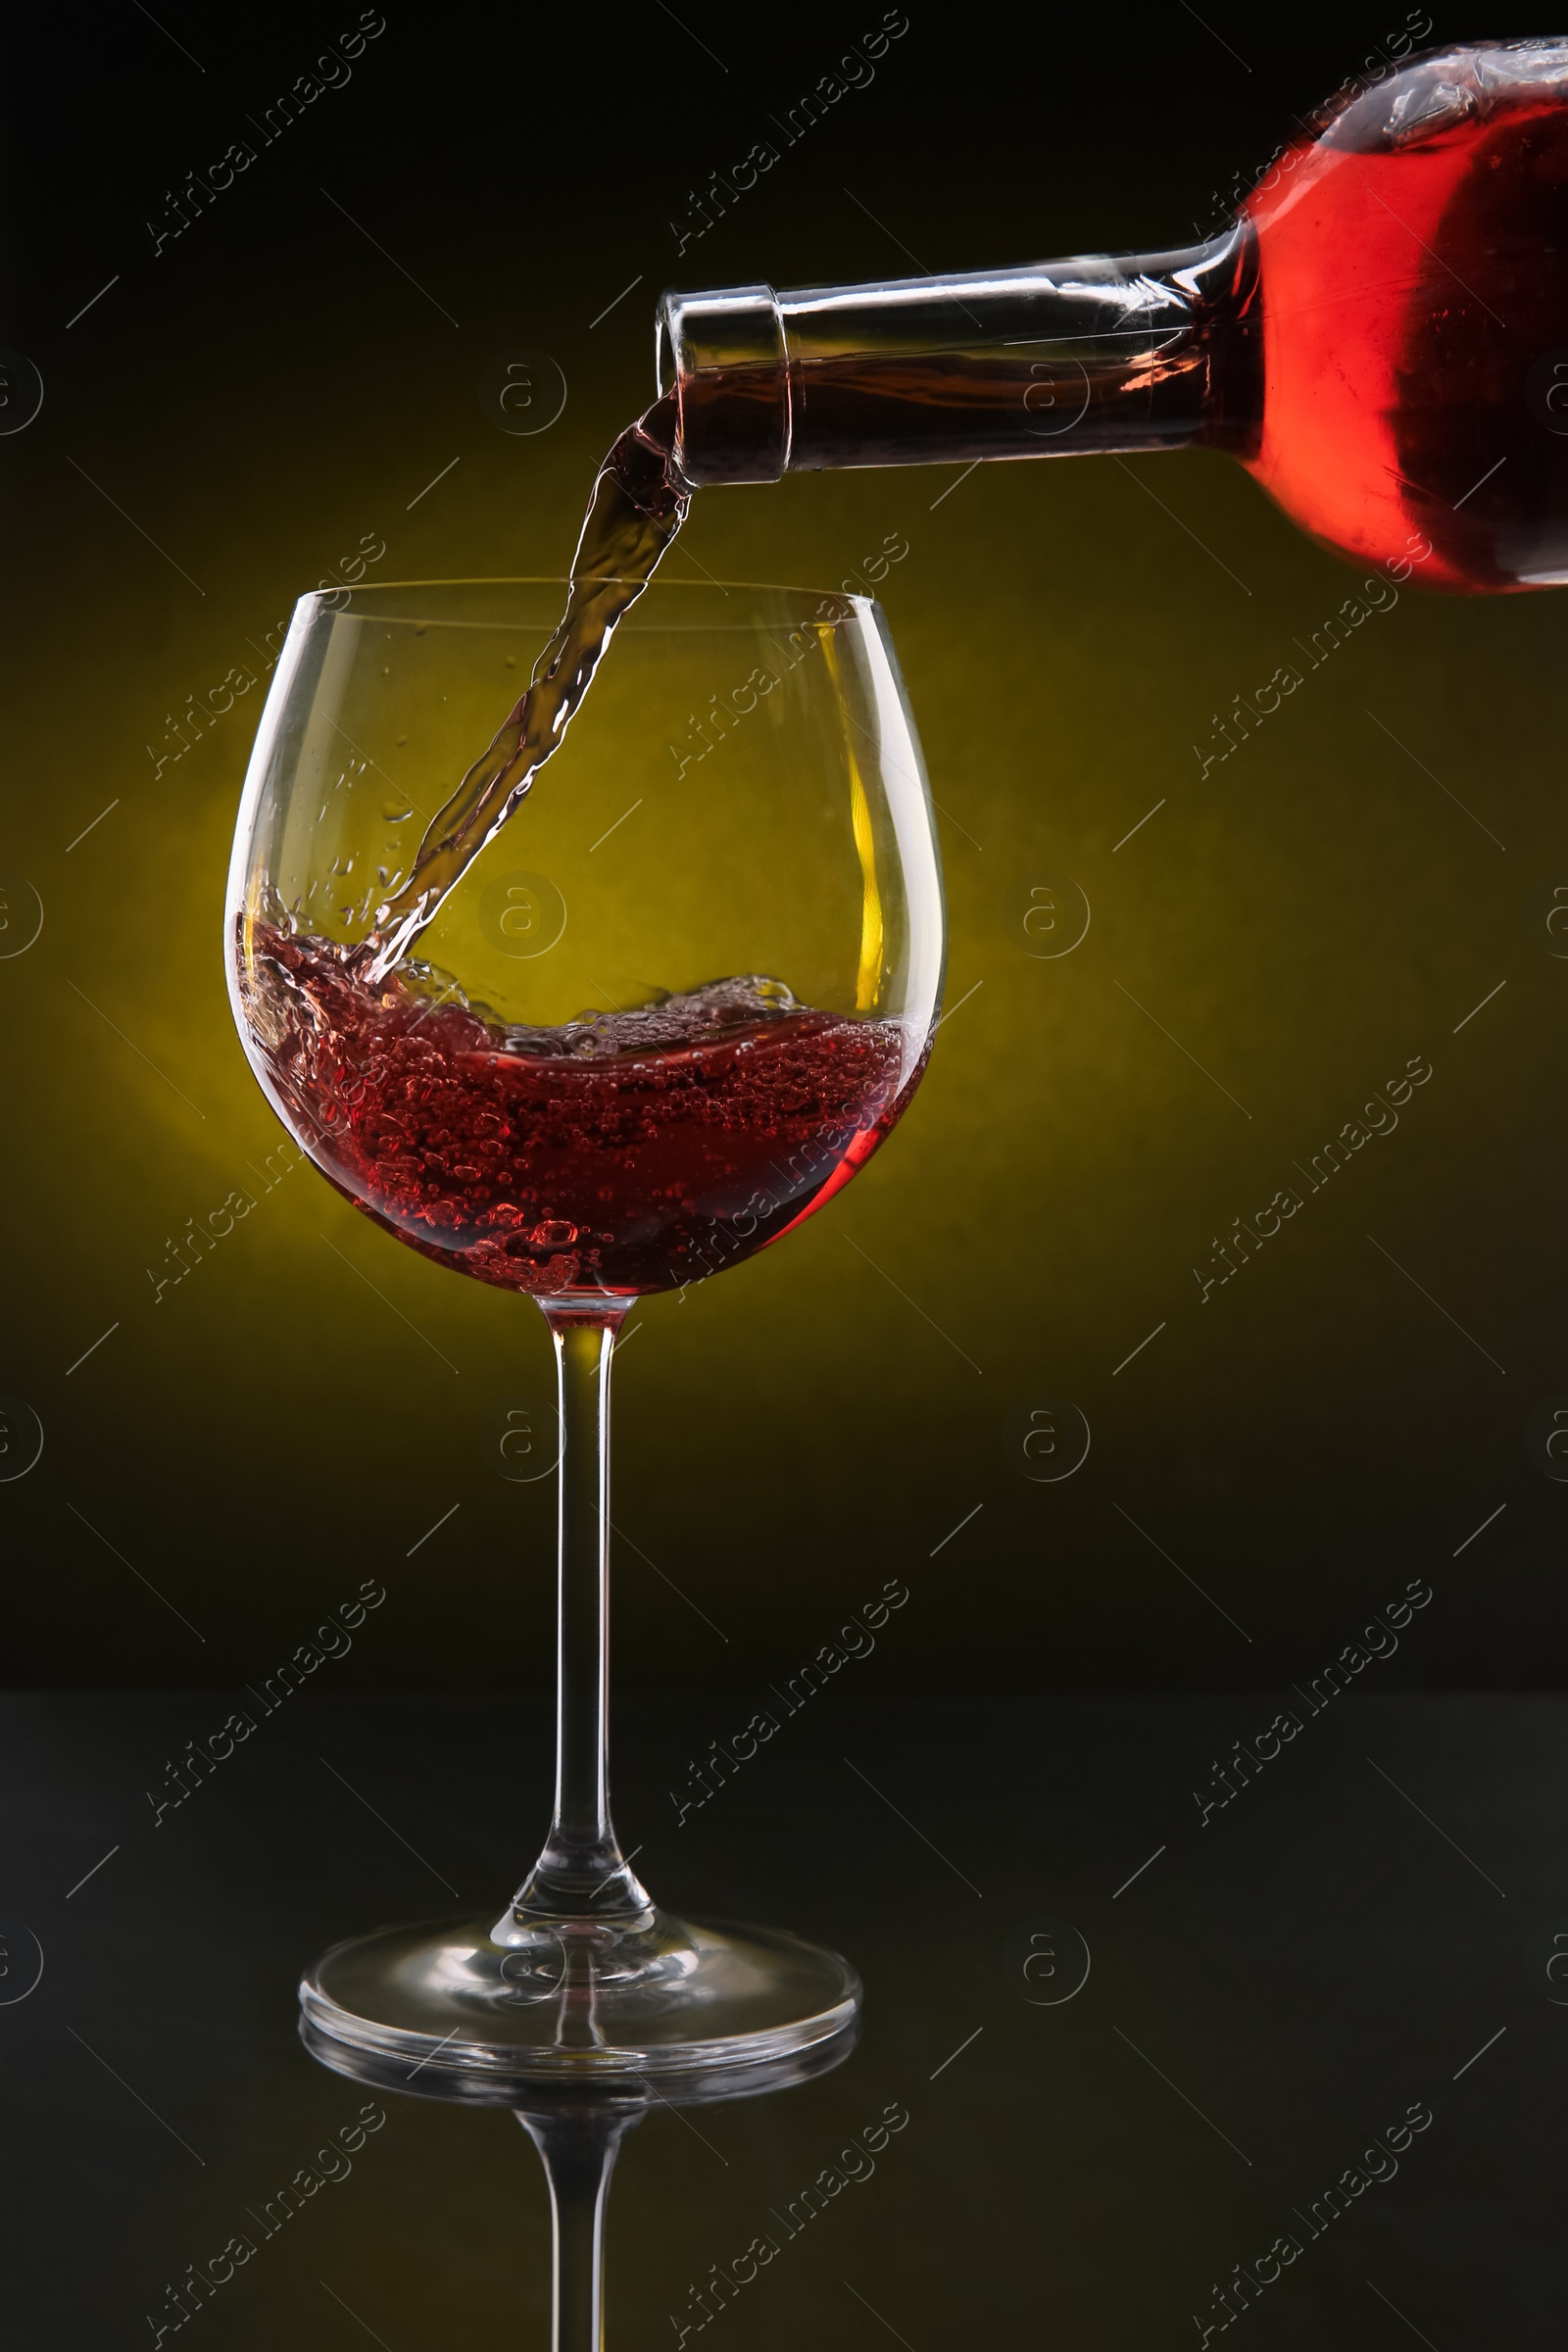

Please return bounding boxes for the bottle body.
[1240,44,1568,589]
[658,39,1568,593]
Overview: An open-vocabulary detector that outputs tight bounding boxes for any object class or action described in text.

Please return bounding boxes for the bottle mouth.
[655,283,790,488]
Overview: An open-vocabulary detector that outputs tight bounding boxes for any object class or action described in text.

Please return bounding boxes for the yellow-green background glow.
[4,4,1563,1692]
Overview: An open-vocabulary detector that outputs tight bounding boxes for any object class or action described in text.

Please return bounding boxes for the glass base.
[299,1905,861,2086]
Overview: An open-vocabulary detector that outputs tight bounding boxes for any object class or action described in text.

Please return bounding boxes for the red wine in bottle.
[658,40,1568,591]
[1241,48,1568,588]
[248,924,915,1297]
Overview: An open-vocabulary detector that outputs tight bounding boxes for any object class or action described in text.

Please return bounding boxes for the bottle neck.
[658,226,1259,486]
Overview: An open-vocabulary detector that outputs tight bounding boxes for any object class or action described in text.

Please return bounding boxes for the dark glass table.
[4,1688,1559,2346]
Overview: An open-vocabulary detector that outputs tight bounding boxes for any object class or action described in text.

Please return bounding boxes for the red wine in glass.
[250,924,919,1298]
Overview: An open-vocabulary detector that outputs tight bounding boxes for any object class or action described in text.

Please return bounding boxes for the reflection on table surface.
[5,1690,1562,2345]
[304,2018,864,2351]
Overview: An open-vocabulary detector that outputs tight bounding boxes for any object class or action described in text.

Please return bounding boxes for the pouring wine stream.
[359,396,690,984]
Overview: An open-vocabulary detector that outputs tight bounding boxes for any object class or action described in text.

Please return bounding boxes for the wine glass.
[224,576,945,2082]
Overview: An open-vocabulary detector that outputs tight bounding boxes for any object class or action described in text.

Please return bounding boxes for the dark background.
[3,2,1564,1693]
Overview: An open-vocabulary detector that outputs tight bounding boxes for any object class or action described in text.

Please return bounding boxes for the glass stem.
[510,1305,651,1925]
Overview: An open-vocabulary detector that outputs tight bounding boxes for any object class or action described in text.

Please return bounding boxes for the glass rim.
[296,574,881,614]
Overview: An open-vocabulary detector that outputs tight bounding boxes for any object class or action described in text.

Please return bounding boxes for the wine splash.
[248,924,915,1297]
[360,392,690,983]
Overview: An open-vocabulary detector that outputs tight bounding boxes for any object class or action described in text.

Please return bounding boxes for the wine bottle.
[657,38,1568,592]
